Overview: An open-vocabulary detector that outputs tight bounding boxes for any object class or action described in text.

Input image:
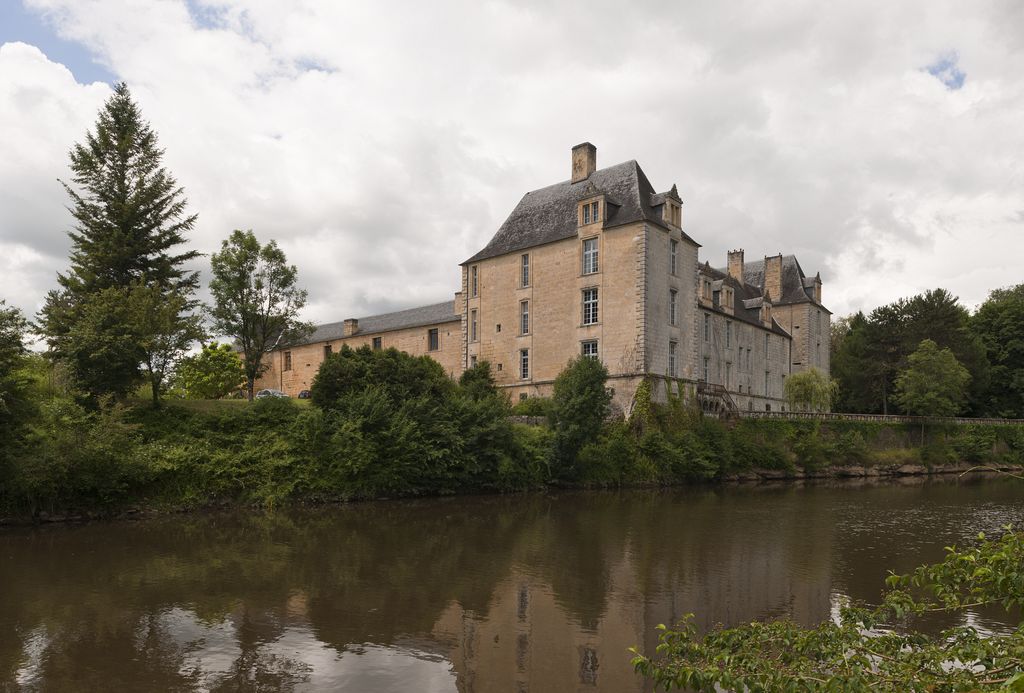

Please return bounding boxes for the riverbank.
[2,390,1022,524]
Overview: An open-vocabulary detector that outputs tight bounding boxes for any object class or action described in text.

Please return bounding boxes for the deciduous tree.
[209,230,313,400]
[173,343,246,400]
[783,367,838,412]
[972,284,1024,418]
[893,339,970,417]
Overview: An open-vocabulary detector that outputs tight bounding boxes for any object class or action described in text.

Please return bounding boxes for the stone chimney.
[571,142,597,184]
[764,255,783,304]
[343,318,358,336]
[813,272,822,303]
[727,249,745,283]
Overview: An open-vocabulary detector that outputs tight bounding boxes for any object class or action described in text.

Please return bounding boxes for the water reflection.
[2,476,1023,691]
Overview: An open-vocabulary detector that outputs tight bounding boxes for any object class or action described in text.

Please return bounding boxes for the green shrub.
[511,396,553,417]
[550,356,613,479]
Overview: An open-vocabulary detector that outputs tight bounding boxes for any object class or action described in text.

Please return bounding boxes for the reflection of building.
[256,143,830,412]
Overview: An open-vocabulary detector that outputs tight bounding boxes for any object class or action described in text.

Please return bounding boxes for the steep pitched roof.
[298,300,459,347]
[699,263,791,337]
[717,255,829,311]
[464,160,698,264]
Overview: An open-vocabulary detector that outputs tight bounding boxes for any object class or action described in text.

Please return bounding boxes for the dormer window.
[665,201,681,227]
[580,200,600,226]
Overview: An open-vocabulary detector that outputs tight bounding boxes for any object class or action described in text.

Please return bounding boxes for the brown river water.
[2,474,1023,692]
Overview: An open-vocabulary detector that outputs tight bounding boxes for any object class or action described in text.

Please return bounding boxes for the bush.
[550,357,613,479]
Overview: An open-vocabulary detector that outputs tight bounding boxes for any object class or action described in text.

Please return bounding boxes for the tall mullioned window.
[521,254,530,287]
[471,265,478,297]
[764,333,769,359]
[582,238,598,275]
[582,288,599,325]
[704,313,710,341]
[428,328,439,351]
[372,337,382,350]
[520,349,529,379]
[726,321,732,348]
[582,340,598,358]
[669,341,678,377]
[284,351,292,371]
[702,357,709,382]
[520,300,530,335]
[583,203,591,225]
[324,344,332,359]
[670,240,678,275]
[591,201,599,223]
[669,289,678,326]
[470,309,478,342]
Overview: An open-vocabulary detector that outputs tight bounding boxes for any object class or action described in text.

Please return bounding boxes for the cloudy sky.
[1,0,1022,327]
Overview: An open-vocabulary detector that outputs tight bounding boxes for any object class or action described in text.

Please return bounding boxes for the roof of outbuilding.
[464,160,699,264]
[298,300,460,347]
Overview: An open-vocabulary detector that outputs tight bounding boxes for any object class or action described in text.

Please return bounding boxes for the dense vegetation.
[832,286,1024,417]
[634,526,1024,691]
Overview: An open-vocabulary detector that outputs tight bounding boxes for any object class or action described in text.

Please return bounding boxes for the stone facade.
[257,143,831,413]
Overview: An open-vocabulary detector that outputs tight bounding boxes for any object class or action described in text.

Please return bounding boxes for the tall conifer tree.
[40,82,200,401]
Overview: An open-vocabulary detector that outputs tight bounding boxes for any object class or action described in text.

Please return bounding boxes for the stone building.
[256,143,830,412]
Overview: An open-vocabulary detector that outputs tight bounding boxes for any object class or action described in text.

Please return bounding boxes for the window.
[670,240,678,275]
[470,355,477,367]
[764,333,769,358]
[496,323,501,333]
[519,393,528,402]
[703,313,710,341]
[725,362,732,389]
[520,349,529,379]
[669,341,678,377]
[470,309,478,342]
[582,287,599,325]
[591,201,599,223]
[582,238,599,274]
[428,328,439,351]
[521,254,530,287]
[324,344,332,359]
[583,203,591,225]
[669,289,678,326]
[471,265,478,297]
[747,347,752,369]
[582,340,598,358]
[372,336,382,350]
[702,356,709,382]
[520,300,530,335]
[765,370,770,396]
[726,321,732,348]
[283,351,292,371]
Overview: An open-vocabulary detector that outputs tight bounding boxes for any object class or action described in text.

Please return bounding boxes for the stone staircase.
[696,382,739,419]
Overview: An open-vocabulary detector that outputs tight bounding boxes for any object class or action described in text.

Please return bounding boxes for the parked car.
[297,390,312,399]
[255,389,289,399]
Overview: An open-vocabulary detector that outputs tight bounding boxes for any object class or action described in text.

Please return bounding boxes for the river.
[2,474,1023,691]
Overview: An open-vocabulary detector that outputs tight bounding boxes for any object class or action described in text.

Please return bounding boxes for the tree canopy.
[783,367,838,412]
[971,284,1024,418]
[893,339,971,417]
[172,342,246,400]
[208,229,313,400]
[39,82,200,404]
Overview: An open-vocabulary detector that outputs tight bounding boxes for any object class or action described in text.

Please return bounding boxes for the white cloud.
[1,0,1022,325]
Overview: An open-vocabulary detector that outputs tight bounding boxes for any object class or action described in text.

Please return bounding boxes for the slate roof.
[716,255,829,311]
[699,263,792,338]
[464,160,699,264]
[297,300,459,347]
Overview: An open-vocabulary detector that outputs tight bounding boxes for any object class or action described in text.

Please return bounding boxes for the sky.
[1,0,1022,327]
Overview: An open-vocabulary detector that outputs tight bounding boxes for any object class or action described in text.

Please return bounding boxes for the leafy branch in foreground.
[632,528,1024,692]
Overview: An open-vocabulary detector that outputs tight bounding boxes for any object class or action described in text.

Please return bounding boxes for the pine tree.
[40,83,200,401]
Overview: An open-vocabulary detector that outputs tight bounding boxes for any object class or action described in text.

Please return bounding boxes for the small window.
[670,240,678,275]
[582,287,599,325]
[470,309,478,342]
[496,323,502,333]
[582,238,599,275]
[582,340,598,358]
[591,201,599,223]
[669,341,678,377]
[470,355,477,367]
[372,336,382,350]
[497,363,503,371]
[428,328,439,351]
[703,313,710,341]
[284,351,292,371]
[521,254,530,287]
[726,321,732,348]
[471,265,478,297]
[669,289,678,326]
[324,344,332,359]
[520,300,530,335]
[520,349,529,379]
